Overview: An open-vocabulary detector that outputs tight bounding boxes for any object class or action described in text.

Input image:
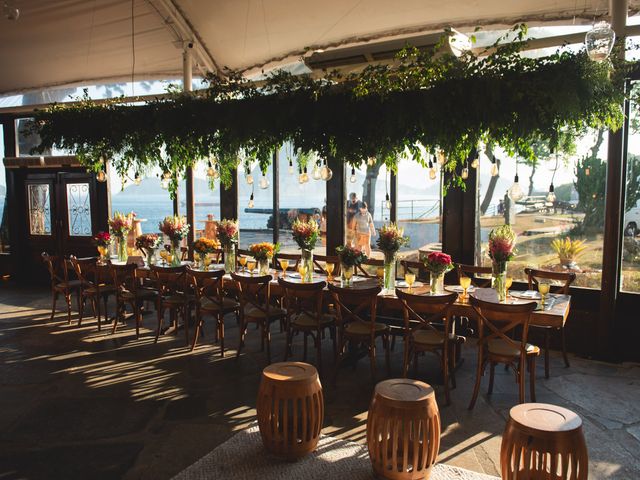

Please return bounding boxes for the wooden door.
[57,173,99,258]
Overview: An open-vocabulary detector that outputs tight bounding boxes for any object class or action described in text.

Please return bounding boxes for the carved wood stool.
[256,362,323,459]
[501,403,588,480]
[367,379,440,480]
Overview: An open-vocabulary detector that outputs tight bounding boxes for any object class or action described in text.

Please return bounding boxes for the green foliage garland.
[33,25,626,198]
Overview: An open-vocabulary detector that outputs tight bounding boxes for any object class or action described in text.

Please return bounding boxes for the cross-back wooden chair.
[313,254,341,275]
[69,256,115,331]
[42,252,82,324]
[110,263,157,338]
[210,248,223,264]
[355,258,384,278]
[328,283,389,382]
[456,264,493,288]
[396,289,461,405]
[278,278,335,376]
[400,259,430,283]
[231,272,286,363]
[188,267,239,356]
[149,265,190,345]
[468,296,539,410]
[525,267,576,378]
[274,252,301,272]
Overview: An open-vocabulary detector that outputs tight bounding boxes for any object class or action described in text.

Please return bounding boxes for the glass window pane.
[477,132,607,289]
[194,163,221,240]
[238,162,273,248]
[621,82,640,293]
[278,146,326,254]
[28,183,52,235]
[66,183,92,236]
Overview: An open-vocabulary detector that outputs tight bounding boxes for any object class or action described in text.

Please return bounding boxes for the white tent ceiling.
[0,0,637,95]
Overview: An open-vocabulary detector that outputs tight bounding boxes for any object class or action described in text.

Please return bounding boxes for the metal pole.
[183,42,195,257]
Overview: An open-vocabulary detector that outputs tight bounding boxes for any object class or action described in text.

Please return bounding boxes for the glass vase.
[224,243,236,274]
[117,237,128,263]
[170,241,181,267]
[383,251,396,295]
[341,263,353,287]
[146,250,155,266]
[429,273,444,295]
[198,255,207,270]
[301,249,314,283]
[259,258,269,275]
[492,261,508,302]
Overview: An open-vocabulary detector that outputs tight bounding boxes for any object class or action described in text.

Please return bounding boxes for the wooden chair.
[232,272,286,363]
[41,252,82,324]
[355,258,384,277]
[525,267,576,379]
[210,248,223,264]
[396,289,461,405]
[313,254,340,275]
[400,259,430,282]
[328,283,389,381]
[187,267,239,356]
[274,252,301,272]
[278,278,336,376]
[456,264,493,288]
[149,265,191,345]
[110,263,158,338]
[69,256,115,331]
[468,296,539,410]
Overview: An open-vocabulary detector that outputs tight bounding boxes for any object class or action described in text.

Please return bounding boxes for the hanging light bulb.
[162,171,171,180]
[206,160,216,178]
[134,171,142,185]
[546,183,556,203]
[437,150,446,166]
[248,192,254,208]
[428,160,437,180]
[320,159,333,181]
[298,167,305,184]
[288,158,294,175]
[350,166,357,183]
[96,170,107,183]
[302,166,309,183]
[585,166,590,176]
[471,148,480,169]
[312,162,322,180]
[461,167,469,180]
[246,173,254,185]
[490,159,499,177]
[509,174,524,202]
[385,192,392,210]
[585,21,616,62]
[259,174,270,189]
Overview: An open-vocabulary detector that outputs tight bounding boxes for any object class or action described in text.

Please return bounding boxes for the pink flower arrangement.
[335,244,367,267]
[108,211,134,238]
[423,251,453,276]
[93,231,111,247]
[217,219,239,247]
[159,215,190,243]
[376,223,410,254]
[488,225,516,263]
[135,233,160,251]
[292,218,319,251]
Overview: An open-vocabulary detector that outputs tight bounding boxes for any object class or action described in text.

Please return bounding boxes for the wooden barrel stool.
[366,379,440,480]
[501,403,588,480]
[256,362,324,460]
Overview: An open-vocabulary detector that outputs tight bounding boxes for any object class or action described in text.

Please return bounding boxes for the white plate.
[511,290,541,300]
[445,285,476,293]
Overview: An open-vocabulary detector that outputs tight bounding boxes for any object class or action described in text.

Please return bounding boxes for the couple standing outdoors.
[346,192,375,256]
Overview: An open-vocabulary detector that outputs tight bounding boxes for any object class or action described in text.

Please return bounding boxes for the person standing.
[346,192,361,246]
[354,202,375,256]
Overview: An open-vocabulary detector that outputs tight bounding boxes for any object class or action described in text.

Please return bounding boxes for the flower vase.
[259,258,269,275]
[301,249,314,283]
[383,252,396,294]
[341,263,353,287]
[117,237,128,263]
[170,241,181,267]
[146,250,155,266]
[224,244,236,274]
[198,255,207,270]
[429,273,444,295]
[492,261,508,302]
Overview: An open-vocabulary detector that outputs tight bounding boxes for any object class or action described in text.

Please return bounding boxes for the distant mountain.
[114,177,211,197]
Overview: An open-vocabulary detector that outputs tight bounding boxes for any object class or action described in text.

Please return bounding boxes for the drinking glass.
[297,264,307,282]
[239,256,247,272]
[459,275,471,299]
[159,250,168,265]
[247,260,256,274]
[166,253,174,265]
[538,281,550,305]
[325,262,335,281]
[204,255,212,269]
[505,277,513,297]
[376,267,385,285]
[405,272,416,291]
[194,252,200,263]
[279,259,290,278]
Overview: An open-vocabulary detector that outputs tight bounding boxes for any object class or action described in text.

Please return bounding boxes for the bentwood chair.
[70,256,116,331]
[278,278,336,376]
[456,264,493,288]
[400,260,430,283]
[232,272,286,363]
[396,289,461,405]
[274,252,301,272]
[525,267,576,378]
[313,254,341,275]
[187,267,239,356]
[111,263,158,338]
[355,258,384,278]
[468,296,539,410]
[328,283,389,382]
[150,265,191,345]
[42,252,82,324]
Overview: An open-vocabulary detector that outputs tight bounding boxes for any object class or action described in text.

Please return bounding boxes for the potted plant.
[249,242,279,275]
[376,223,410,294]
[292,218,320,282]
[109,211,134,262]
[335,245,367,287]
[217,219,239,273]
[193,237,218,269]
[423,251,453,294]
[159,216,190,267]
[551,237,586,270]
[488,225,517,301]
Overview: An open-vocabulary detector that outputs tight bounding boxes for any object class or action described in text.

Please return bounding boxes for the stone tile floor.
[0,285,639,479]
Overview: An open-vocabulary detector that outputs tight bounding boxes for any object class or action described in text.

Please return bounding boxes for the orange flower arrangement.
[249,242,279,261]
[193,237,219,255]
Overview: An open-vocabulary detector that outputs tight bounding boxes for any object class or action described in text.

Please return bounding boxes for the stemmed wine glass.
[239,256,247,273]
[404,272,416,292]
[538,281,550,305]
[279,258,289,278]
[325,262,335,281]
[247,260,256,275]
[459,275,471,300]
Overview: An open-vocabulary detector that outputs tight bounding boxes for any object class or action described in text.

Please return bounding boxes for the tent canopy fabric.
[0,0,635,95]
